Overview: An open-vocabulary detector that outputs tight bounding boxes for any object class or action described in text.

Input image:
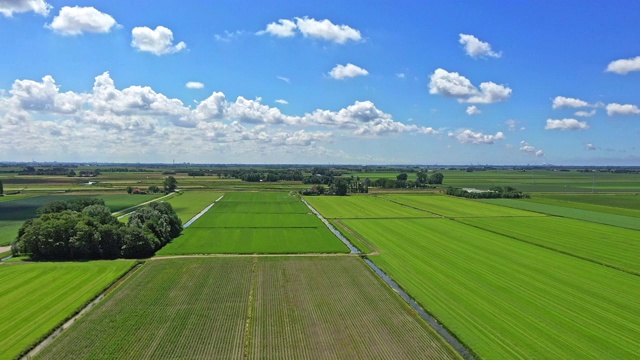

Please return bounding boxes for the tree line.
[445,186,530,199]
[11,198,182,260]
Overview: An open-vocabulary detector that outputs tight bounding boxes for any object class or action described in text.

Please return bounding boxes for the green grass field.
[165,191,224,222]
[304,195,435,218]
[383,194,544,218]
[457,217,640,274]
[341,218,640,359]
[482,199,640,230]
[528,194,640,217]
[158,192,348,254]
[0,261,135,360]
[37,257,459,360]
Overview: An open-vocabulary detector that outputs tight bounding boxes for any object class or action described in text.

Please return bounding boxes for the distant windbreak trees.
[12,198,182,260]
[445,186,530,199]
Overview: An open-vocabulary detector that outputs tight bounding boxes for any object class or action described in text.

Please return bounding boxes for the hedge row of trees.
[12,198,182,260]
[445,186,530,199]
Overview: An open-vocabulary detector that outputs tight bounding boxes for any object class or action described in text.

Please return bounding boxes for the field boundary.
[456,218,640,277]
[19,261,142,360]
[114,192,178,219]
[375,195,445,217]
[361,258,475,360]
[182,195,224,228]
[300,198,360,253]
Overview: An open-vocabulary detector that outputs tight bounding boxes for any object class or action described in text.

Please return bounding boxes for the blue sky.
[1,0,639,165]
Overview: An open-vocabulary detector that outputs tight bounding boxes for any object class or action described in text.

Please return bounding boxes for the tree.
[428,172,444,185]
[0,178,3,195]
[397,173,408,181]
[127,186,133,194]
[163,176,177,193]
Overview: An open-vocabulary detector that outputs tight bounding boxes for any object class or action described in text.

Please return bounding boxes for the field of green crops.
[458,216,640,274]
[158,192,348,254]
[527,194,640,216]
[304,195,435,218]
[341,218,640,359]
[37,257,459,360]
[0,261,135,360]
[482,198,640,230]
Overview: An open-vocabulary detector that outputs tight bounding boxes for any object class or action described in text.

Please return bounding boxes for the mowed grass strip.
[159,192,349,254]
[36,258,253,360]
[165,191,223,222]
[0,261,135,360]
[384,194,543,218]
[304,195,434,218]
[249,257,459,359]
[38,257,458,360]
[188,212,320,228]
[482,199,640,231]
[157,227,348,254]
[458,217,640,274]
[342,218,640,359]
[532,194,640,217]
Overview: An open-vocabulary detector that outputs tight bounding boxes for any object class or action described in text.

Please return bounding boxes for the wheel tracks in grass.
[374,195,445,217]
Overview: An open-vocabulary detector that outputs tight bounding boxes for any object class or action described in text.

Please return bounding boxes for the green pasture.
[159,192,347,254]
[157,227,348,254]
[38,257,457,360]
[0,261,135,360]
[189,212,321,228]
[304,195,435,218]
[164,191,224,222]
[384,194,543,218]
[482,199,640,230]
[529,194,640,217]
[458,217,640,274]
[343,218,640,359]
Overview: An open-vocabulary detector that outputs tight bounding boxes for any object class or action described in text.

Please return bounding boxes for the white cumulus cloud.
[275,99,288,105]
[459,34,501,58]
[519,141,544,157]
[429,68,511,104]
[329,63,369,80]
[186,82,204,89]
[295,17,361,44]
[552,96,589,109]
[545,118,589,130]
[575,110,596,117]
[606,56,640,75]
[466,106,481,115]
[0,0,51,17]
[606,103,640,116]
[131,26,186,55]
[448,129,505,144]
[47,6,118,35]
[256,19,297,37]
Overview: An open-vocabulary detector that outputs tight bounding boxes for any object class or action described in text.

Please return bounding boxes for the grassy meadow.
[0,261,135,360]
[37,257,459,360]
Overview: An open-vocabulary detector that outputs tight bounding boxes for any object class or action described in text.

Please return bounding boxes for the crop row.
[38,257,458,360]
[342,218,640,359]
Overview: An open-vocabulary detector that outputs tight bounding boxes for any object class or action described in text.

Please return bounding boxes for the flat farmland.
[304,195,435,218]
[0,261,135,360]
[164,191,224,222]
[482,199,640,231]
[341,218,640,359]
[158,192,348,254]
[37,257,459,360]
[458,217,640,274]
[526,194,640,217]
[384,194,543,218]
[0,194,161,245]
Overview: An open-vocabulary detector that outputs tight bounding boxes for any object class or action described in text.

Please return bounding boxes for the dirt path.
[0,246,11,254]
